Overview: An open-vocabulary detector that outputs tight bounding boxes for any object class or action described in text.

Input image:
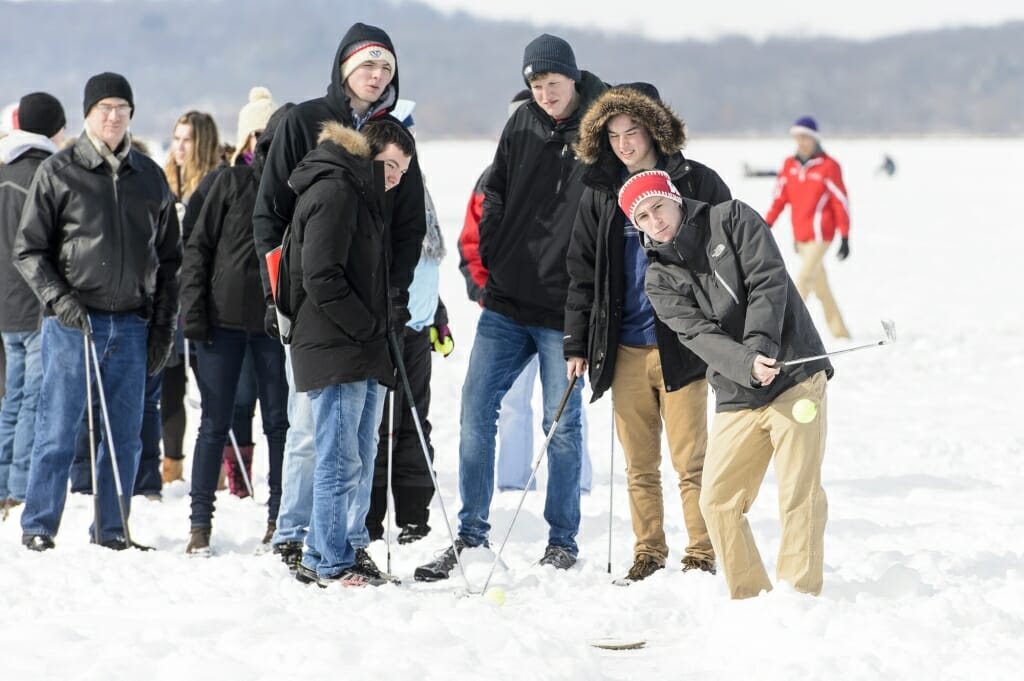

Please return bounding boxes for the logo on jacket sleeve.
[711,244,726,259]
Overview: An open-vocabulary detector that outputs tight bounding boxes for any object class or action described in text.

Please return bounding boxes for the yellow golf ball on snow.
[484,587,506,606]
[792,398,818,424]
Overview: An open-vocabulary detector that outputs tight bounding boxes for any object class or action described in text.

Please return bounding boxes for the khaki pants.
[700,371,828,599]
[611,345,713,565]
[796,241,849,339]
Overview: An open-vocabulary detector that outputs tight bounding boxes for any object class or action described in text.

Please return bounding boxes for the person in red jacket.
[764,116,850,339]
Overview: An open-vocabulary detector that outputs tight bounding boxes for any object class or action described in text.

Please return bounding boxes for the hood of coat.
[0,128,58,164]
[287,121,373,196]
[326,22,400,122]
[575,85,686,166]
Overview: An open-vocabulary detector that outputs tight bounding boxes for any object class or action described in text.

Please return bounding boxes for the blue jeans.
[496,356,594,493]
[302,380,386,578]
[231,346,258,444]
[21,315,146,542]
[271,345,316,546]
[189,328,288,527]
[0,330,43,501]
[458,309,584,553]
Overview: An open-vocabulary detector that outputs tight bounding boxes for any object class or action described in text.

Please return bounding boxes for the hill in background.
[2,0,1022,142]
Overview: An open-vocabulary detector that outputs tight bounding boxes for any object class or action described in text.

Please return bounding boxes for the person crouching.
[288,118,415,587]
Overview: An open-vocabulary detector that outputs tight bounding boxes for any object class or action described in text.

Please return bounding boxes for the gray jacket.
[644,198,832,411]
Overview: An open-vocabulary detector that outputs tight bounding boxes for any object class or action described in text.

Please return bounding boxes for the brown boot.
[186,527,211,557]
[161,457,184,483]
[217,461,227,491]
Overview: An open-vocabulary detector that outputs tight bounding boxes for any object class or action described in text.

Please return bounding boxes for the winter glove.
[146,324,175,376]
[429,324,455,357]
[391,302,411,330]
[265,304,280,340]
[836,236,850,261]
[52,293,91,333]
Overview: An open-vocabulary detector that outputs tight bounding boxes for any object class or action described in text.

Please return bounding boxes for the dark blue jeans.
[189,328,288,528]
[21,315,147,543]
[231,346,258,445]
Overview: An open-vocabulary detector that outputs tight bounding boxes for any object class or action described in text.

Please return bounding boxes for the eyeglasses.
[95,104,132,117]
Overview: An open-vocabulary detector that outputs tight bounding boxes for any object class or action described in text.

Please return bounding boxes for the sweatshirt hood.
[0,129,58,164]
[326,23,400,121]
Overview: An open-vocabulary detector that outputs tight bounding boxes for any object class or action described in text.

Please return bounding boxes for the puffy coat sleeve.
[645,258,758,388]
[725,200,788,359]
[14,164,72,308]
[457,169,489,302]
[563,187,600,359]
[824,159,851,238]
[151,174,183,330]
[180,170,233,340]
[763,161,790,227]
[300,182,377,341]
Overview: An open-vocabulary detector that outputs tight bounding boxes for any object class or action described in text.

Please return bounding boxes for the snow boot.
[23,534,55,552]
[353,547,401,584]
[274,540,304,570]
[223,445,253,498]
[681,555,716,575]
[613,555,664,586]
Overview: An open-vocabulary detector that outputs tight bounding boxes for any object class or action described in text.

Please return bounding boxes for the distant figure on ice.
[876,154,896,177]
[743,162,777,178]
[629,169,833,599]
[764,116,851,339]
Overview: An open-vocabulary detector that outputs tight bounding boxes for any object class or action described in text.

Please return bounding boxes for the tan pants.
[611,345,713,565]
[700,371,828,599]
[796,241,849,339]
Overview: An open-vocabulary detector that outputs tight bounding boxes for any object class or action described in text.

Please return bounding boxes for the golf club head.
[880,319,896,344]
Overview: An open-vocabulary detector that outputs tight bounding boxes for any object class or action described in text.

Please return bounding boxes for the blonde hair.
[163,110,220,201]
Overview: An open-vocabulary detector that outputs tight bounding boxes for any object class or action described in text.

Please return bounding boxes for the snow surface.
[2,137,1022,680]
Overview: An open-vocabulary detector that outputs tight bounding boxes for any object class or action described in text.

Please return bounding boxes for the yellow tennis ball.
[792,398,818,424]
[484,587,506,606]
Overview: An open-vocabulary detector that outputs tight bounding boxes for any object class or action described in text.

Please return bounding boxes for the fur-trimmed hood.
[287,121,372,196]
[575,86,687,166]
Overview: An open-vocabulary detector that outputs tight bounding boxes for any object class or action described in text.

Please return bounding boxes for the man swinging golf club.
[15,72,181,551]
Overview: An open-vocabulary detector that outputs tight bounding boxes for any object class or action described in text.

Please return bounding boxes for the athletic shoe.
[317,568,388,588]
[353,547,401,584]
[94,536,154,551]
[681,555,717,574]
[539,544,576,570]
[22,534,55,552]
[613,555,664,586]
[414,538,469,582]
[295,562,319,585]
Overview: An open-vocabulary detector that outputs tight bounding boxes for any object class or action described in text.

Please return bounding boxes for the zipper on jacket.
[554,143,571,196]
[110,170,123,312]
[713,270,740,305]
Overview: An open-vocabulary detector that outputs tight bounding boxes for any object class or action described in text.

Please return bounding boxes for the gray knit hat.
[522,34,580,85]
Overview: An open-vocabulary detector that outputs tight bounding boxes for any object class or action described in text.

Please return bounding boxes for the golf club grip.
[556,374,579,417]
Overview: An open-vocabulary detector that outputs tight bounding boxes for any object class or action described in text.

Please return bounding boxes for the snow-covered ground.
[2,137,1022,680]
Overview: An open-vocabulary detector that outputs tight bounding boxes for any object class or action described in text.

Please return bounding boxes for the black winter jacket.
[180,158,266,340]
[478,72,608,329]
[565,151,731,401]
[14,134,181,329]
[287,123,394,393]
[0,134,53,332]
[644,198,833,411]
[253,22,425,310]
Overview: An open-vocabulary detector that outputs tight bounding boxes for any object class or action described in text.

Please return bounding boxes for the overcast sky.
[408,0,1024,41]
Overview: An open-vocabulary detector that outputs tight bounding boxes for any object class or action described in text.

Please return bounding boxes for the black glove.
[392,302,411,330]
[52,293,90,333]
[836,236,850,261]
[265,304,280,340]
[146,325,175,376]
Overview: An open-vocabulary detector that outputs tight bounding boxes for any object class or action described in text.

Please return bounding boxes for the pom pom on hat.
[617,170,682,225]
[790,115,819,139]
[236,86,276,151]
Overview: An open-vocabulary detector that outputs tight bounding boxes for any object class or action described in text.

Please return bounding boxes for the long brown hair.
[163,110,220,201]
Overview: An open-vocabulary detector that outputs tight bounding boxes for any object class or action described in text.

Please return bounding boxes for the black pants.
[366,327,435,535]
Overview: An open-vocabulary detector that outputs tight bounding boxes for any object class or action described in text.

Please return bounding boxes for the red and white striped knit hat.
[617,170,682,224]
[340,41,397,83]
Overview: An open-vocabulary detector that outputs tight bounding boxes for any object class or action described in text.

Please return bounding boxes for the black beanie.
[83,72,134,118]
[18,92,66,138]
[522,34,580,85]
